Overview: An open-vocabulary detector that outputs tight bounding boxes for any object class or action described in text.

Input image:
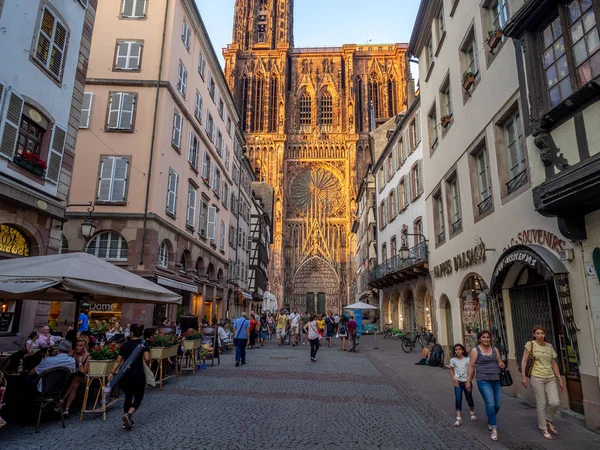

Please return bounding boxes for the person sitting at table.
[25,331,39,353]
[217,323,231,345]
[35,326,63,348]
[29,340,75,391]
[59,339,90,417]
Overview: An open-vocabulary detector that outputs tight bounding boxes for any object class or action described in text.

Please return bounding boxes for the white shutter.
[0,88,24,160]
[198,202,206,234]
[80,92,93,128]
[225,146,230,169]
[418,159,424,195]
[167,169,178,215]
[129,42,142,69]
[120,93,135,130]
[172,111,181,148]
[115,42,129,69]
[122,0,134,16]
[201,149,208,178]
[188,132,197,168]
[97,157,114,202]
[107,93,121,129]
[207,206,217,240]
[187,187,196,228]
[205,110,210,133]
[182,65,187,95]
[210,164,215,190]
[111,157,128,202]
[134,0,146,17]
[46,125,66,184]
[406,172,413,204]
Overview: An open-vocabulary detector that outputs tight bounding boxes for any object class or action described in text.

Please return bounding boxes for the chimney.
[406,79,416,107]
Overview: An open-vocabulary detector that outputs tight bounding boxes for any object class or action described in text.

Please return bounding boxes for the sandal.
[542,429,552,440]
[490,428,498,441]
[453,418,463,427]
[546,420,559,435]
[470,412,477,421]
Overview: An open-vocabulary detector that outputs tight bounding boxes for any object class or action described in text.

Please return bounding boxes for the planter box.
[488,30,503,51]
[14,156,45,177]
[462,75,475,91]
[88,360,115,377]
[151,345,178,359]
[183,340,201,351]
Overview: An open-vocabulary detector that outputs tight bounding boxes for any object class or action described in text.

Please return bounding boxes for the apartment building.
[249,182,274,309]
[503,0,600,430]
[0,0,96,351]
[410,0,599,426]
[64,0,239,325]
[370,96,433,332]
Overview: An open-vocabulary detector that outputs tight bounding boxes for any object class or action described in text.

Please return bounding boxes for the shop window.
[461,275,488,350]
[0,299,22,335]
[85,231,128,261]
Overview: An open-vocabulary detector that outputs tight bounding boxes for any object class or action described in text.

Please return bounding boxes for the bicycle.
[382,323,393,339]
[401,328,429,353]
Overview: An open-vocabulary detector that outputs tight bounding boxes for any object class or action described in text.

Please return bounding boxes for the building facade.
[65,0,239,326]
[504,0,600,430]
[0,0,96,351]
[369,96,433,333]
[249,182,274,308]
[410,0,600,429]
[224,0,408,313]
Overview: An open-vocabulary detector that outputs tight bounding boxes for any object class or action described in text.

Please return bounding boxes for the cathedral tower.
[225,1,407,312]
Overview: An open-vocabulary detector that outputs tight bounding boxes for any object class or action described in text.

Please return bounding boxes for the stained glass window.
[0,225,30,257]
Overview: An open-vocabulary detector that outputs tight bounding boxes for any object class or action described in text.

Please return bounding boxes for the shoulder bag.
[524,341,536,377]
[500,368,513,387]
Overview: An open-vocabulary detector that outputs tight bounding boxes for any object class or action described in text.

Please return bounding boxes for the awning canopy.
[0,252,181,305]
[344,301,378,310]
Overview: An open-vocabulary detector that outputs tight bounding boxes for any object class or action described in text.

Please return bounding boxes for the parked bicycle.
[382,323,393,339]
[401,328,430,353]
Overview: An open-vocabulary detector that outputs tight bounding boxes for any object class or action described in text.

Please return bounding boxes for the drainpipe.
[140,0,169,266]
[579,244,600,389]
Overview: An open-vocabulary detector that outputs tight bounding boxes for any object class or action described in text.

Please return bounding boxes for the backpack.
[339,323,347,335]
[429,344,444,367]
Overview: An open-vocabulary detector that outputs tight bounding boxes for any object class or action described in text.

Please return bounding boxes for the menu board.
[0,312,14,332]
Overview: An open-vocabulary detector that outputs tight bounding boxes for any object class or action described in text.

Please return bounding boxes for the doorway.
[306,292,315,313]
[317,293,326,314]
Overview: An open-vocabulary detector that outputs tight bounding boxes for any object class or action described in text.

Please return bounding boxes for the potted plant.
[440,114,452,128]
[150,333,179,359]
[487,28,503,51]
[462,71,476,91]
[14,151,47,176]
[183,329,202,350]
[88,343,120,377]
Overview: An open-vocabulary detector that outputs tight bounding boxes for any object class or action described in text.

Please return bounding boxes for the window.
[320,91,333,129]
[412,160,424,197]
[158,241,168,268]
[381,243,388,263]
[441,82,452,117]
[198,201,208,236]
[268,74,278,132]
[115,41,142,70]
[437,7,446,44]
[448,178,462,234]
[377,168,385,192]
[390,236,397,256]
[166,168,178,217]
[387,154,394,180]
[567,0,600,86]
[428,107,438,149]
[227,116,232,136]
[434,192,445,243]
[202,150,211,180]
[299,92,311,128]
[107,92,136,131]
[195,91,203,122]
[80,92,93,128]
[225,146,230,170]
[462,34,480,78]
[208,74,216,100]
[188,132,199,169]
[216,131,223,156]
[223,183,229,208]
[387,78,397,117]
[388,192,396,218]
[504,112,527,193]
[206,206,217,242]
[198,51,206,78]
[240,76,249,131]
[368,78,384,118]
[205,111,215,142]
[97,156,129,203]
[177,61,187,97]
[220,220,226,251]
[186,185,196,229]
[412,113,421,145]
[398,178,406,210]
[172,110,182,149]
[182,20,191,51]
[34,5,69,80]
[426,37,434,71]
[251,75,265,132]
[414,218,424,245]
[218,98,224,119]
[121,0,146,18]
[86,232,128,261]
[213,168,221,195]
[475,148,493,214]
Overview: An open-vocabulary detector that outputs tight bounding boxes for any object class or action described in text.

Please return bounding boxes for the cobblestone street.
[3,336,600,450]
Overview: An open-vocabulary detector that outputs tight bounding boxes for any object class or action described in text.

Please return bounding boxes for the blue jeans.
[235,338,247,363]
[477,380,502,427]
[454,381,474,411]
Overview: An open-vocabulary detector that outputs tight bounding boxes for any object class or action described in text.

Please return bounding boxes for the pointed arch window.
[240,75,249,132]
[320,91,333,130]
[355,77,364,133]
[387,78,397,117]
[299,92,312,129]
[251,74,265,133]
[268,74,278,132]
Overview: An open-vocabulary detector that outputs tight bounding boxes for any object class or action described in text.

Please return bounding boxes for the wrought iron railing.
[451,218,462,234]
[506,169,528,194]
[477,196,493,215]
[369,241,428,284]
[437,230,445,243]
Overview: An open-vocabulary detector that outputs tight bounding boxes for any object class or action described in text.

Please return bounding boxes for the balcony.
[368,241,428,288]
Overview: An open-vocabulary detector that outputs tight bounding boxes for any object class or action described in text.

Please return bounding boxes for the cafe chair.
[22,351,46,373]
[34,367,71,432]
[4,350,25,374]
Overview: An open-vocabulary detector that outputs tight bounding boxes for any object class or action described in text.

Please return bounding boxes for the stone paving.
[2,336,599,449]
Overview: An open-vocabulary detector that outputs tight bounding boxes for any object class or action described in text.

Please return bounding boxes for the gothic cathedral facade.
[224,0,408,312]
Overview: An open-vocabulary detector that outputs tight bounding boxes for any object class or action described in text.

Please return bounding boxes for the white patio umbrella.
[344,301,380,349]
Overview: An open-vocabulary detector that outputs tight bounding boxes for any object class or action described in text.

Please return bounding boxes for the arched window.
[240,75,249,132]
[158,240,169,268]
[268,74,278,132]
[387,78,397,117]
[320,91,333,130]
[85,231,128,261]
[251,74,265,133]
[299,92,311,129]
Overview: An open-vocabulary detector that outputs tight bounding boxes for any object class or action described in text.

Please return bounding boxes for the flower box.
[183,340,201,351]
[462,75,476,92]
[88,359,115,377]
[14,155,45,177]
[440,115,452,128]
[151,345,178,359]
[487,30,503,51]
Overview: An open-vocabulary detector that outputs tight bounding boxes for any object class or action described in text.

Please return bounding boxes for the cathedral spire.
[231,0,294,51]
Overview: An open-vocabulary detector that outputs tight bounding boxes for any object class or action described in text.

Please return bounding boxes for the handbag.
[524,341,536,377]
[500,368,513,387]
[144,362,156,387]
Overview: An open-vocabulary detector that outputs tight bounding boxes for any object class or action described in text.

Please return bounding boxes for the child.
[449,343,476,427]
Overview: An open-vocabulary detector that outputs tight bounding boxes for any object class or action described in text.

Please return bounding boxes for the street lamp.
[81,215,96,238]
[399,236,410,260]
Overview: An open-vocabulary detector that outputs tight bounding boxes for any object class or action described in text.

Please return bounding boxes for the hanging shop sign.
[503,229,566,254]
[433,242,486,279]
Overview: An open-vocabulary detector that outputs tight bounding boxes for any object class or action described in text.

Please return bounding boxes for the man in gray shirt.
[30,340,75,391]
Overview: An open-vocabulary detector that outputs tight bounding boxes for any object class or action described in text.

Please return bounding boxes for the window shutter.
[210,164,215,190]
[167,169,178,215]
[129,42,142,69]
[406,173,413,204]
[78,0,88,8]
[207,206,217,240]
[107,93,120,129]
[205,110,210,133]
[115,42,129,69]
[80,92,93,128]
[220,221,226,250]
[120,93,135,130]
[187,187,196,227]
[0,88,24,160]
[225,146,230,169]
[111,157,128,202]
[201,149,208,178]
[172,111,181,148]
[134,0,146,17]
[97,157,114,202]
[182,66,187,95]
[122,0,134,16]
[198,202,206,234]
[46,125,66,184]
[418,159,424,195]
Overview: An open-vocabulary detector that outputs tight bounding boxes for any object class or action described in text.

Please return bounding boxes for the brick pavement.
[2,336,598,449]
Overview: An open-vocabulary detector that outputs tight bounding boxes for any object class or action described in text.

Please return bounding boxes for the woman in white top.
[303,313,321,362]
[449,343,476,427]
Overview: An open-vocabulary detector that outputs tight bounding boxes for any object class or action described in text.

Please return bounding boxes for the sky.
[195,0,421,73]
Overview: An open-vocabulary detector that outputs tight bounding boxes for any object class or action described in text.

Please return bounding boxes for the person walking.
[267,313,275,340]
[316,314,326,338]
[107,323,150,431]
[259,313,268,347]
[289,308,301,347]
[466,330,505,442]
[304,313,321,362]
[449,344,476,427]
[338,315,348,351]
[248,313,258,349]
[276,309,288,346]
[347,315,358,352]
[233,313,250,366]
[520,325,565,440]
[301,311,310,346]
[325,311,336,348]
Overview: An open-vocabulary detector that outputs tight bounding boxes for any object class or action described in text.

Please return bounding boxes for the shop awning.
[238,291,253,300]
[0,252,181,305]
[156,275,198,293]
